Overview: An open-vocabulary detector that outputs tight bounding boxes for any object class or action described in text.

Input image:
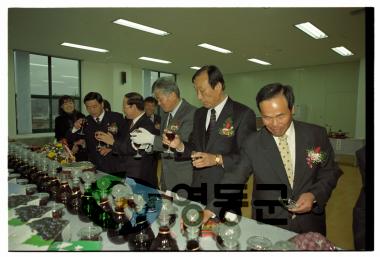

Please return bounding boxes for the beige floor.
[157,159,362,250]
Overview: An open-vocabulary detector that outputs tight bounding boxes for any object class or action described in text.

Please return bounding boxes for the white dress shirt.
[166,99,183,127]
[131,112,146,128]
[205,96,229,129]
[72,110,106,133]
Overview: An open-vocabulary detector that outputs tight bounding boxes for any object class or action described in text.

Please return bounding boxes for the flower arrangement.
[39,143,74,164]
[219,117,234,137]
[306,146,326,168]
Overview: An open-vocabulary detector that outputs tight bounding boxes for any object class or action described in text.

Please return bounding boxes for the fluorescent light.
[138,56,171,64]
[113,19,169,36]
[331,46,354,56]
[61,75,79,79]
[295,22,328,39]
[248,58,271,66]
[197,43,232,54]
[190,66,201,70]
[42,80,65,84]
[61,42,108,53]
[30,63,48,67]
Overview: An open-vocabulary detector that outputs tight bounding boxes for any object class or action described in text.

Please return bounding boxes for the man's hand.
[95,131,115,146]
[289,192,315,214]
[130,127,155,145]
[191,152,218,168]
[73,118,84,129]
[202,209,216,224]
[162,129,183,151]
[98,147,112,156]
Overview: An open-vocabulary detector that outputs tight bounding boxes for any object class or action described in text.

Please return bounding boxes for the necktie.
[278,135,294,188]
[205,109,216,145]
[167,113,173,128]
[95,117,100,124]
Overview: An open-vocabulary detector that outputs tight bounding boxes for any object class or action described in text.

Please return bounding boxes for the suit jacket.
[112,114,159,188]
[67,111,127,173]
[152,99,196,192]
[353,145,366,250]
[55,111,85,142]
[146,113,161,135]
[177,97,257,206]
[209,120,342,235]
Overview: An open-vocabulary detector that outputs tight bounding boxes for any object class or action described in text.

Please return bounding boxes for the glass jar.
[150,226,179,251]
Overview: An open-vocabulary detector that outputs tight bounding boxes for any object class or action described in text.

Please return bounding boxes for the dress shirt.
[205,96,228,129]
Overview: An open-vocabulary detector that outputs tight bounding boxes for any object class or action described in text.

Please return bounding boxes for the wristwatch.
[215,154,222,166]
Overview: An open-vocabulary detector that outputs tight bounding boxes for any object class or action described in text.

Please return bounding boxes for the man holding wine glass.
[68,92,127,175]
[162,65,257,210]
[130,77,196,194]
[95,92,159,187]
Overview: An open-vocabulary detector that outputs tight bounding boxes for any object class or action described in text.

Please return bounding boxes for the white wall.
[8,56,366,140]
[355,58,366,139]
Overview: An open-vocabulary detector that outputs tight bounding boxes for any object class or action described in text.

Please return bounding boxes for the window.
[14,51,81,134]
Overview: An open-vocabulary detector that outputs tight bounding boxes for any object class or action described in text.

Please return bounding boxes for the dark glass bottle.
[78,182,97,223]
[128,214,155,251]
[150,226,179,251]
[48,169,61,202]
[94,191,117,231]
[186,239,201,251]
[107,202,133,244]
[56,173,72,206]
[67,178,82,214]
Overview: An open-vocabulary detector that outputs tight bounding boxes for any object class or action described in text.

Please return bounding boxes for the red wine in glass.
[164,130,176,156]
[166,131,176,141]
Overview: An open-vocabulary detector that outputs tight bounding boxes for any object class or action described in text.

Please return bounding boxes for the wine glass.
[246,236,272,250]
[278,196,298,209]
[107,122,118,148]
[94,131,103,151]
[131,129,142,159]
[107,122,118,135]
[164,123,179,157]
[78,118,87,136]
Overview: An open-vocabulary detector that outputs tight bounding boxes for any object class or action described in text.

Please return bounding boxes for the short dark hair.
[144,96,158,105]
[58,95,74,115]
[125,92,144,111]
[151,77,180,97]
[256,83,295,112]
[84,92,103,104]
[103,100,111,112]
[192,65,225,90]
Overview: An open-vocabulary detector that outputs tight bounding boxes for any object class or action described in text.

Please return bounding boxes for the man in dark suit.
[206,83,342,236]
[68,92,127,174]
[353,145,366,250]
[163,65,257,206]
[96,92,159,188]
[144,96,161,134]
[131,77,196,193]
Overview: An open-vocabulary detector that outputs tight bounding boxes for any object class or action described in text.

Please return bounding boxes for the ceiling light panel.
[247,58,271,65]
[113,19,169,36]
[138,56,171,64]
[295,22,328,39]
[61,42,108,53]
[197,43,232,54]
[331,46,354,56]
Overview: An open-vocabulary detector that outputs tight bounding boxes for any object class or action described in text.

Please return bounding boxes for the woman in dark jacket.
[55,95,87,161]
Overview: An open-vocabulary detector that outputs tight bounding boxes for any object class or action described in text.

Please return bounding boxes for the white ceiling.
[8,7,366,75]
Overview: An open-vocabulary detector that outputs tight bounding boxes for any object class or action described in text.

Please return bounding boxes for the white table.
[8,172,297,251]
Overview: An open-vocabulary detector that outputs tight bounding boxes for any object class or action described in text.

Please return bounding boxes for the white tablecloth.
[8,172,297,251]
